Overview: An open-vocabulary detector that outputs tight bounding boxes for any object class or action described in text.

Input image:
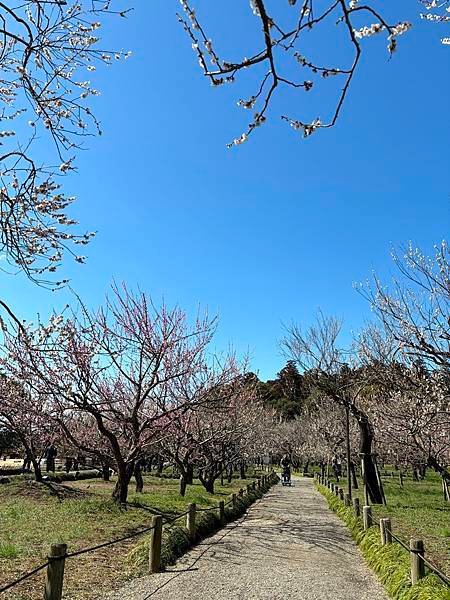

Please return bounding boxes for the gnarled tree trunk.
[113,461,134,504]
[358,415,383,504]
[134,462,144,493]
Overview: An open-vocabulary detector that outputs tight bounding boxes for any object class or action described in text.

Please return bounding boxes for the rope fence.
[315,473,450,589]
[0,471,278,598]
[0,562,50,595]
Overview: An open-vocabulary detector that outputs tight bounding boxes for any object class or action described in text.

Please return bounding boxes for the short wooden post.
[383,518,392,544]
[218,500,225,525]
[231,493,237,508]
[353,497,360,517]
[186,503,196,539]
[331,483,335,493]
[363,505,372,530]
[252,481,256,491]
[380,518,387,544]
[410,539,425,584]
[239,487,244,497]
[344,493,351,507]
[334,485,339,497]
[44,543,67,600]
[339,488,344,502]
[149,515,163,573]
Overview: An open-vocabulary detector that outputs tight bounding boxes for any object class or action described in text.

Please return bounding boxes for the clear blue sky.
[2,2,449,380]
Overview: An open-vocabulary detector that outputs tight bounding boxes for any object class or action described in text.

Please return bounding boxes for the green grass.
[316,482,450,600]
[0,542,20,559]
[326,470,450,576]
[0,471,267,599]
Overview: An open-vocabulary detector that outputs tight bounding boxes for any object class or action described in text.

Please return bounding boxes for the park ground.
[0,468,449,599]
[0,471,258,600]
[325,468,450,576]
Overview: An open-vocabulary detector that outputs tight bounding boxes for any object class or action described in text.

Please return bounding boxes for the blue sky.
[2,1,449,380]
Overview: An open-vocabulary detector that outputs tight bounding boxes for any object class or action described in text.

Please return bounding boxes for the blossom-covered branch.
[0,1,131,284]
[177,0,410,146]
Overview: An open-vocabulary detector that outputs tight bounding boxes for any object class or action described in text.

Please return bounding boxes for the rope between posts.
[328,485,450,588]
[386,529,411,553]
[0,482,269,594]
[417,553,450,587]
[0,562,49,594]
[65,523,157,559]
[383,526,450,586]
[195,505,219,513]
[162,509,191,525]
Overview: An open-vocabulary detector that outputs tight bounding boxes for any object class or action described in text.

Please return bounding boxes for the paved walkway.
[104,478,388,600]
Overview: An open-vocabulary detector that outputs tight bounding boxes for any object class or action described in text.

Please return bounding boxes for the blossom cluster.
[0,1,129,282]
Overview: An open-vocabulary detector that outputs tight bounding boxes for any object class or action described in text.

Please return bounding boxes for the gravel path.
[104,478,388,600]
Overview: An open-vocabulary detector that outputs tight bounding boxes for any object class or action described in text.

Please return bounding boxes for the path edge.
[314,481,450,600]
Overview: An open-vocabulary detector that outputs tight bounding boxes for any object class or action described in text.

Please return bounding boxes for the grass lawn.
[0,472,259,599]
[327,469,450,578]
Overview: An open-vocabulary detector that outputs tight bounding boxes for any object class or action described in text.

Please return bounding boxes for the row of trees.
[1,241,447,505]
[0,284,265,503]
[273,242,449,503]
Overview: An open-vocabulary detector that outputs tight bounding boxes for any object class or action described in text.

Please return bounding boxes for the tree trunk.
[358,415,383,504]
[227,465,233,483]
[427,456,450,483]
[31,456,43,482]
[203,478,215,494]
[134,462,143,493]
[113,462,134,504]
[157,455,163,474]
[239,461,246,479]
[185,463,194,485]
[102,464,110,481]
[199,471,216,494]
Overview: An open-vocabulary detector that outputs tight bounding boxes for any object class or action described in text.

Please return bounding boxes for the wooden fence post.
[363,505,372,530]
[218,500,225,525]
[149,515,163,573]
[334,486,339,497]
[410,539,425,585]
[231,493,237,508]
[252,481,256,491]
[246,484,252,495]
[383,518,392,544]
[186,503,196,539]
[380,518,387,544]
[339,488,344,502]
[353,497,360,517]
[239,488,244,497]
[44,543,67,600]
[344,493,351,507]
